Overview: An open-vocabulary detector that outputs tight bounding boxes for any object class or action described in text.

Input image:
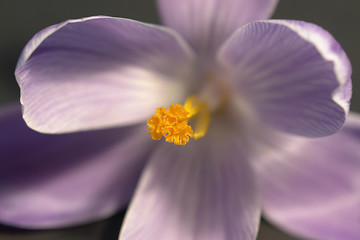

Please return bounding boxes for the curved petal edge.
[218,20,352,137]
[15,16,195,133]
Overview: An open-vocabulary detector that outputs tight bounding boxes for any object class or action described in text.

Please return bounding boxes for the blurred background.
[0,0,359,239]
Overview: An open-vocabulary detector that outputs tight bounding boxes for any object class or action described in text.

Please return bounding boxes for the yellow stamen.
[147,96,210,145]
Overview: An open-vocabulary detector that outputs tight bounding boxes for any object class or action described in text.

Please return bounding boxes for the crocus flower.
[1,0,359,239]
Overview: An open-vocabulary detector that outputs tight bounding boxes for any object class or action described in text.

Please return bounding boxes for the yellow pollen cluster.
[147,96,210,145]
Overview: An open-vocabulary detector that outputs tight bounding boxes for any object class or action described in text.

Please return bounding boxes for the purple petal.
[15,16,195,134]
[251,113,360,240]
[119,122,260,240]
[157,0,278,56]
[218,20,352,137]
[0,103,154,228]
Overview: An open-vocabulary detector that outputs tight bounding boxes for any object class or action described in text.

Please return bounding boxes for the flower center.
[147,96,210,145]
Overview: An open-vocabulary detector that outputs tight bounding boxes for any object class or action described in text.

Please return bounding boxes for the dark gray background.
[0,1,359,239]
